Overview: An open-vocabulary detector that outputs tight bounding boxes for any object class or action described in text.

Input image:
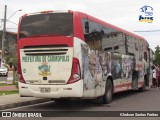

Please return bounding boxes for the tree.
[154,45,160,65]
[5,55,17,70]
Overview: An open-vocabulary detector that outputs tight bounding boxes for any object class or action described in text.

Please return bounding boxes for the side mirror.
[85,22,89,33]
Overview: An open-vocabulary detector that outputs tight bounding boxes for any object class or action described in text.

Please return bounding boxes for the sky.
[0,0,160,51]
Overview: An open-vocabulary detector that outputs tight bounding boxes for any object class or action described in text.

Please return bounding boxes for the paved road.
[2,88,160,120]
[6,88,160,111]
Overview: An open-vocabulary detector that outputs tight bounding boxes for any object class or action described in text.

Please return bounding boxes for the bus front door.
[132,70,138,89]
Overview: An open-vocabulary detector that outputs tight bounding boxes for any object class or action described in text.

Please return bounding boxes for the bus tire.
[103,79,113,104]
[54,98,71,103]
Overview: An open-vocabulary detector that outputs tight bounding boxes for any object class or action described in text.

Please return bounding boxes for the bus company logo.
[38,62,51,77]
[139,5,153,23]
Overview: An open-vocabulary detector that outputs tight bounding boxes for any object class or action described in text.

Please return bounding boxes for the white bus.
[18,10,150,104]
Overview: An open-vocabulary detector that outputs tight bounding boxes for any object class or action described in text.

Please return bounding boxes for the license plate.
[40,87,51,93]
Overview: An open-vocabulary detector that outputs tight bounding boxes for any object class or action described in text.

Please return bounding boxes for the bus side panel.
[74,38,107,98]
[110,54,133,93]
[113,55,145,93]
[136,60,145,88]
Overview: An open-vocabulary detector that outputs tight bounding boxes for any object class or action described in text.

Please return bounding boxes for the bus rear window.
[19,13,73,38]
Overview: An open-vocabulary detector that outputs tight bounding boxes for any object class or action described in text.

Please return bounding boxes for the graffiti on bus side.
[121,55,134,79]
[81,44,144,90]
[81,44,105,90]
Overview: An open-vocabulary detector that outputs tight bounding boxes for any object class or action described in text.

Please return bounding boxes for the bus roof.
[73,11,146,41]
[20,10,146,42]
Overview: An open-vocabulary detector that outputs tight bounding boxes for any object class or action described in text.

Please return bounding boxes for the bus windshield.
[19,13,73,39]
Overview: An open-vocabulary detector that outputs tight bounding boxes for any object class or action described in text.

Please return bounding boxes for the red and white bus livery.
[17,10,150,104]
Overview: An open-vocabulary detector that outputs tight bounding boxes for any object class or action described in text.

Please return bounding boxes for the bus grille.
[23,45,68,56]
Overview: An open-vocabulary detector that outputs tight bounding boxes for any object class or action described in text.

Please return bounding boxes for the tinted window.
[82,19,102,50]
[114,46,119,50]
[19,13,73,38]
[104,47,112,51]
[82,19,126,54]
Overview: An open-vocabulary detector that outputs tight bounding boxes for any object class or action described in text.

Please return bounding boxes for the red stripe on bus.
[113,81,144,93]
[18,36,73,49]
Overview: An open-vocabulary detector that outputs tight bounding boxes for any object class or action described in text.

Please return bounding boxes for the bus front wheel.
[103,79,113,104]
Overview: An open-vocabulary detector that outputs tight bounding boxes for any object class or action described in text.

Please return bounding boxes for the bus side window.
[104,47,112,52]
[85,22,89,33]
[82,19,102,50]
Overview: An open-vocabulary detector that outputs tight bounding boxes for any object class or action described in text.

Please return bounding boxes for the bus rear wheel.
[103,79,113,104]
[54,98,71,103]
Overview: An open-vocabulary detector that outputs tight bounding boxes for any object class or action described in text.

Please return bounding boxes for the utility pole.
[1,5,7,65]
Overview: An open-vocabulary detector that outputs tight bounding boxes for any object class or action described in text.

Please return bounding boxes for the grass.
[0,83,13,86]
[0,90,19,96]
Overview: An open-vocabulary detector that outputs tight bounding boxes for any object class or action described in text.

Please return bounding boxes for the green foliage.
[0,90,19,96]
[154,45,160,65]
[5,55,17,68]
[0,83,13,86]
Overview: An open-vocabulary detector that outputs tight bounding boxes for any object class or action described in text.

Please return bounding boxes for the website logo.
[2,112,11,117]
[139,5,153,23]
